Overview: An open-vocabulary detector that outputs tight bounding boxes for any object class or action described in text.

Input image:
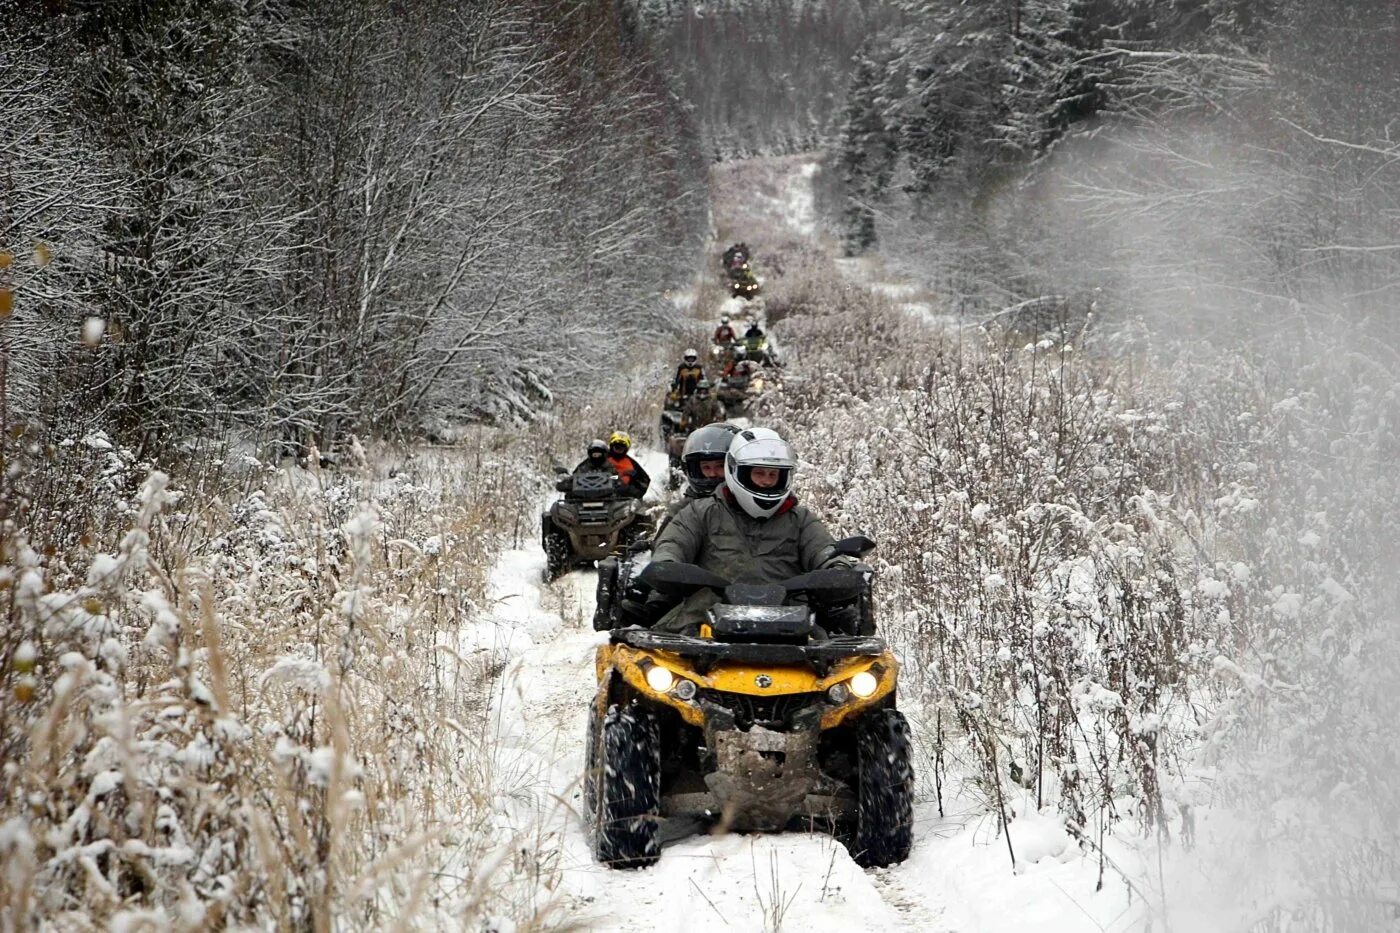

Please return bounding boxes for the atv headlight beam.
[849,670,879,698]
[645,665,675,694]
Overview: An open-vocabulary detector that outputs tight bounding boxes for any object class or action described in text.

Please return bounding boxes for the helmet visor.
[734,464,791,501]
[683,454,726,492]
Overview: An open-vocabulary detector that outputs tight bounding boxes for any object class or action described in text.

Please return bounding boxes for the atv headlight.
[826,683,852,704]
[849,670,879,698]
[673,678,697,701]
[645,665,674,693]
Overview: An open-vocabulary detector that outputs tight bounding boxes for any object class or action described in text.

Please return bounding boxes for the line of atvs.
[537,256,915,871]
[661,319,781,488]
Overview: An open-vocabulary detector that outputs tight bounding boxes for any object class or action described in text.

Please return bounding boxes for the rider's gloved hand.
[618,597,659,627]
[822,602,862,636]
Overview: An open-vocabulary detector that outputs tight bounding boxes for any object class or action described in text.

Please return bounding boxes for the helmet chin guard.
[724,427,796,519]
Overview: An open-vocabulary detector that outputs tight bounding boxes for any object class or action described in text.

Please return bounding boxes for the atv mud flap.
[663,725,852,832]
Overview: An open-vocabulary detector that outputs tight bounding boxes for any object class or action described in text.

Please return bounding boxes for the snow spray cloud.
[1004,78,1400,933]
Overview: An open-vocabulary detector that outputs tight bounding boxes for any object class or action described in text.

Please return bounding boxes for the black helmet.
[587,438,607,459]
[680,423,741,496]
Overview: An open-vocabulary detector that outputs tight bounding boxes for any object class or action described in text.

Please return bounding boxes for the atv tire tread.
[853,708,914,867]
[594,704,661,869]
[542,530,571,583]
[584,705,600,817]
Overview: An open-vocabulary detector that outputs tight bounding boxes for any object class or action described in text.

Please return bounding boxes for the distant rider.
[723,243,750,271]
[743,321,768,362]
[672,349,705,398]
[606,431,651,499]
[682,379,726,430]
[713,317,737,345]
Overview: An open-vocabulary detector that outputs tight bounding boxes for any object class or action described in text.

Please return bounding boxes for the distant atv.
[585,538,913,869]
[729,268,760,300]
[541,470,651,582]
[717,364,766,418]
[664,428,687,491]
[659,408,687,490]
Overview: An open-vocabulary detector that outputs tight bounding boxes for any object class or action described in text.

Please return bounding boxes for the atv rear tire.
[593,558,621,631]
[542,531,570,583]
[593,704,661,869]
[853,708,914,867]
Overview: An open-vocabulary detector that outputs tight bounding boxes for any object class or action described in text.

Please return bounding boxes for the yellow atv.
[584,540,913,869]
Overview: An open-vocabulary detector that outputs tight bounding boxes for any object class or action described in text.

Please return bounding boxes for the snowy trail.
[480,548,961,932]
[467,160,1145,932]
[472,449,963,931]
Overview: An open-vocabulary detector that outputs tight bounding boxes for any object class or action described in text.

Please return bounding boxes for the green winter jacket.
[650,489,838,582]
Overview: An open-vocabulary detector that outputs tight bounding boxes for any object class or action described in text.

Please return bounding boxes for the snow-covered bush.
[764,297,1220,863]
[0,434,553,928]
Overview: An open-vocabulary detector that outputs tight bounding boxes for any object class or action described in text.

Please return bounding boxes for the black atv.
[540,471,652,582]
[717,365,767,418]
[585,538,913,869]
[659,408,687,491]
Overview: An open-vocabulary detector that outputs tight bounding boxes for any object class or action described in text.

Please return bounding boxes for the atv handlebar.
[636,557,871,603]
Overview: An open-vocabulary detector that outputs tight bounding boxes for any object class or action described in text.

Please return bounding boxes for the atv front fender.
[594,643,897,730]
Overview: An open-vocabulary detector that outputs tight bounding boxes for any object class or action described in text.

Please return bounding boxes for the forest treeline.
[634,0,900,159]
[830,0,1399,341]
[1,0,706,463]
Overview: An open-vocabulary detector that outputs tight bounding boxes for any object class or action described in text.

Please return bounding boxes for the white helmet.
[683,348,699,362]
[724,427,796,519]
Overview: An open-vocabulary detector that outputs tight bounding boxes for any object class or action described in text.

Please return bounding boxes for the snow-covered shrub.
[0,432,554,928]
[767,298,1225,864]
[1155,343,1400,930]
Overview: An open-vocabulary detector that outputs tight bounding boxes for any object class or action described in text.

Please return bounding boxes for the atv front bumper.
[662,718,853,831]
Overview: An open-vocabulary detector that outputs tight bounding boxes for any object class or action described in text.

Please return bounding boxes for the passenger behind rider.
[606,431,651,500]
[651,422,742,539]
[672,348,705,398]
[643,427,857,633]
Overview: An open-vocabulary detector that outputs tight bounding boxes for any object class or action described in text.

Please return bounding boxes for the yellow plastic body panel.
[594,643,897,730]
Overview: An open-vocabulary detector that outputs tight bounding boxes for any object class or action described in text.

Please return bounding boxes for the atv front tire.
[853,708,914,867]
[542,531,571,583]
[593,704,661,868]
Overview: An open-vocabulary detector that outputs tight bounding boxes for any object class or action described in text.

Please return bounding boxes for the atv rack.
[612,628,886,676]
